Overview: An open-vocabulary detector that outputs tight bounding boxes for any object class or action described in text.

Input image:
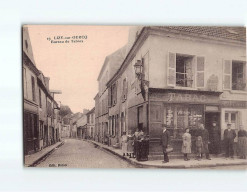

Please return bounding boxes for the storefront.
[148,88,222,156]
[220,100,247,155]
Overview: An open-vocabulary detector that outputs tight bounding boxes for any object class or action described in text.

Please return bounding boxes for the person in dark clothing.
[210,121,221,155]
[196,124,211,160]
[160,124,170,163]
[237,125,247,159]
[224,123,236,159]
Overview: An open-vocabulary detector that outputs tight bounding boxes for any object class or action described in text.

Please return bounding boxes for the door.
[205,112,220,153]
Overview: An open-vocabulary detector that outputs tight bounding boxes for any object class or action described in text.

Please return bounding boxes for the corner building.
[106,26,246,158]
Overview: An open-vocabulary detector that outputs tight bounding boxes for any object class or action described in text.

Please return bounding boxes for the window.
[176,55,194,87]
[111,82,117,106]
[122,78,127,102]
[232,61,246,90]
[225,112,238,130]
[23,68,27,98]
[168,52,204,88]
[31,76,36,102]
[223,60,246,91]
[39,121,44,139]
[39,89,42,108]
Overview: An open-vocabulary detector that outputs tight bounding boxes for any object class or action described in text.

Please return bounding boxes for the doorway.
[205,112,221,153]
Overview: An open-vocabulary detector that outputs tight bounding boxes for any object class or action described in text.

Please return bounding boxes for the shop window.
[188,106,203,129]
[232,61,246,90]
[176,55,194,87]
[225,112,238,130]
[165,106,174,128]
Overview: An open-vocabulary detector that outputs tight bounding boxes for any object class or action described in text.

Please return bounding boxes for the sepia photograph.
[22,25,247,169]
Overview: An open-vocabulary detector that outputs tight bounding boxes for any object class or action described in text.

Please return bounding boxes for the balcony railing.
[176,72,193,87]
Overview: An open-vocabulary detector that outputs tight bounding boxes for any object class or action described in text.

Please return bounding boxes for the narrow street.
[36,139,134,168]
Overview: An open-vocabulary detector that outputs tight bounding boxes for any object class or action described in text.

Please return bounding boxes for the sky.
[28,25,130,113]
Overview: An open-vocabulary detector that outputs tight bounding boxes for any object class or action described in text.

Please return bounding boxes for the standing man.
[210,121,221,155]
[160,124,170,163]
[197,123,211,160]
[224,123,236,159]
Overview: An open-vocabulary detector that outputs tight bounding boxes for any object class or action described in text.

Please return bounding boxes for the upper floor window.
[122,78,127,102]
[31,76,36,102]
[109,82,118,107]
[39,89,42,108]
[232,61,246,90]
[167,52,204,89]
[176,55,194,87]
[223,60,246,91]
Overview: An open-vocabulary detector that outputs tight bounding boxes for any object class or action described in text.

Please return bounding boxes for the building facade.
[23,26,62,155]
[105,26,246,158]
[86,107,95,140]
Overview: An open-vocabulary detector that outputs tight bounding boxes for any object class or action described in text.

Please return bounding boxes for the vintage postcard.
[23,25,247,169]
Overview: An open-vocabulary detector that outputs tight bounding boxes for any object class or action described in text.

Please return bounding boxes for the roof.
[107,26,246,86]
[155,26,246,42]
[86,107,95,115]
[97,45,128,81]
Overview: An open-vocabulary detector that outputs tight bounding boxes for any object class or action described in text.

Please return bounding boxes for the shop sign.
[221,100,247,108]
[150,91,220,104]
[167,93,207,102]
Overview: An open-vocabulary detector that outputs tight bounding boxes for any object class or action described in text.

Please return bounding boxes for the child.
[195,136,203,160]
[182,128,192,161]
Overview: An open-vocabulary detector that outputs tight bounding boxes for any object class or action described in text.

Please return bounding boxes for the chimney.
[83,109,89,114]
[44,77,50,90]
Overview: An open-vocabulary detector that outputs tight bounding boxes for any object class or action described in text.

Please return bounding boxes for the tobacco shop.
[148,88,222,154]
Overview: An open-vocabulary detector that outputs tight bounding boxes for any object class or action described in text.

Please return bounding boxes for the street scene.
[23,25,247,169]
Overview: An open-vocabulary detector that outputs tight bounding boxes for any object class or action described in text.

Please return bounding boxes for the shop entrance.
[205,112,221,153]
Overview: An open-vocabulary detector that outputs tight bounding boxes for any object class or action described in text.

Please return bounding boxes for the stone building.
[23,26,62,155]
[100,26,246,158]
[86,107,95,140]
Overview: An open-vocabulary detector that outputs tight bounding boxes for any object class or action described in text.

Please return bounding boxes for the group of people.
[160,122,247,163]
[121,128,145,158]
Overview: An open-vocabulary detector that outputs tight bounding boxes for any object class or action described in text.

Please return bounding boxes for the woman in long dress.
[121,131,128,156]
[181,128,192,161]
[238,125,247,159]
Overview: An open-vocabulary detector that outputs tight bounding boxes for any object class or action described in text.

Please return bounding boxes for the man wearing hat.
[160,124,170,163]
[210,121,221,155]
[223,123,236,159]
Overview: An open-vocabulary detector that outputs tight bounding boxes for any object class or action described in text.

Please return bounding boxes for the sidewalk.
[88,140,247,169]
[24,140,64,167]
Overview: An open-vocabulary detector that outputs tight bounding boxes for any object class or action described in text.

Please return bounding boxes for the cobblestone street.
[36,139,134,168]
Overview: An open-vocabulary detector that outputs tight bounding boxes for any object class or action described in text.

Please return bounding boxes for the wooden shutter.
[196,56,205,88]
[223,59,232,90]
[167,52,176,87]
[108,86,111,107]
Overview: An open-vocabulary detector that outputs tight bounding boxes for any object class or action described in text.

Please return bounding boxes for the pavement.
[24,141,64,167]
[88,140,247,169]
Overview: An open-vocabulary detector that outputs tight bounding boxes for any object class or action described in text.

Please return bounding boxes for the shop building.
[106,26,246,157]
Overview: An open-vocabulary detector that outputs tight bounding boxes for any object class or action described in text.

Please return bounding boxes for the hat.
[162,124,167,128]
[212,121,217,123]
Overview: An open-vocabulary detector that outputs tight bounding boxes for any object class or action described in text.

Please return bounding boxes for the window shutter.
[108,87,111,107]
[115,82,118,104]
[167,52,176,86]
[196,56,205,88]
[223,59,232,90]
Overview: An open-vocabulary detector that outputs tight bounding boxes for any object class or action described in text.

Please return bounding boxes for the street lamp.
[133,59,149,100]
[134,60,143,79]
